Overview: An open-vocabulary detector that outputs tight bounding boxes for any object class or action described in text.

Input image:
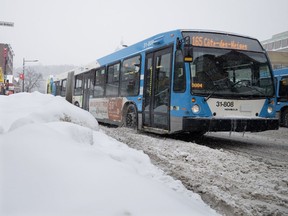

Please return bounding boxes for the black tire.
[281,109,288,128]
[171,131,206,142]
[123,104,137,129]
[74,101,80,107]
[188,131,206,140]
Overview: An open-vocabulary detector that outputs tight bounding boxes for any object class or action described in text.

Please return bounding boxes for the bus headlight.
[192,104,200,114]
[267,106,273,114]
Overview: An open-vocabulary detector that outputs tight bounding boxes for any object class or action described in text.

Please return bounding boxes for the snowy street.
[100,126,288,216]
[2,0,288,215]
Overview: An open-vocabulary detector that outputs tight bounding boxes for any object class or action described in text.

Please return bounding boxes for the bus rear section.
[274,68,288,127]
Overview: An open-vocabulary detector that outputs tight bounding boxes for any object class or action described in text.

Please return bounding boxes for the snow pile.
[0,92,218,216]
[0,92,98,133]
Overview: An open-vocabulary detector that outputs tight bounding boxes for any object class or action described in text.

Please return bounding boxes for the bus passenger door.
[143,47,172,130]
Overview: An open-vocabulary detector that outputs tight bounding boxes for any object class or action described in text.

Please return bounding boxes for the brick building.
[0,43,14,76]
[0,43,14,94]
[0,43,14,75]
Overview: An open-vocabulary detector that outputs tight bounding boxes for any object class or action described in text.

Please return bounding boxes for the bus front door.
[143,47,172,131]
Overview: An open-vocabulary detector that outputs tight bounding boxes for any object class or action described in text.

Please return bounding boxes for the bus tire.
[74,101,80,107]
[123,104,137,129]
[189,131,206,139]
[281,109,288,128]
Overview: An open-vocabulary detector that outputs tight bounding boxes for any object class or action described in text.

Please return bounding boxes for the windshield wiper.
[231,80,267,97]
[204,84,220,102]
[203,77,232,102]
[245,85,267,97]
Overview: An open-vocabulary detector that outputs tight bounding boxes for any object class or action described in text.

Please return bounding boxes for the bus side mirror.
[184,44,193,62]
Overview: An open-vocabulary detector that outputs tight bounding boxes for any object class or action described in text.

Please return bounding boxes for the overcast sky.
[1,0,288,68]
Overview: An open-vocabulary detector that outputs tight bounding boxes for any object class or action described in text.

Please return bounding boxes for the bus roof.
[95,29,262,66]
[96,29,182,66]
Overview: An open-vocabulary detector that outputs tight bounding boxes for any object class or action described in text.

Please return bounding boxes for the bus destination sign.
[191,36,248,50]
[182,32,263,52]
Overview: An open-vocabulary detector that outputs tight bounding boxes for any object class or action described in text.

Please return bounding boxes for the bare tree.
[22,68,43,92]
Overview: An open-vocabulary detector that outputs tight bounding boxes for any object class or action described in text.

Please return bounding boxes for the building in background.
[0,43,14,95]
[0,43,14,76]
[261,31,288,69]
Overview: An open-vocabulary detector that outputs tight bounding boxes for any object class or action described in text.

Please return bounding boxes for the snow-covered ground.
[0,92,218,216]
[101,125,288,216]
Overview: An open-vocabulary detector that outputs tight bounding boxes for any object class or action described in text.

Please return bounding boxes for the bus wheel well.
[122,102,138,129]
[280,107,288,128]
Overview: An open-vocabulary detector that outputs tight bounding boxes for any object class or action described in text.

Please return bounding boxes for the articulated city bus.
[274,68,288,127]
[51,29,279,135]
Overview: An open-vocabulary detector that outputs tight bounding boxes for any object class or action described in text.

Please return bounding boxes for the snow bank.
[0,92,218,216]
[0,92,98,133]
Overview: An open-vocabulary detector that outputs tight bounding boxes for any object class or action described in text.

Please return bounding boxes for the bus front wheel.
[123,104,137,129]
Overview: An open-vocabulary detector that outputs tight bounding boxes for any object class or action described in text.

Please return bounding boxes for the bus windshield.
[190,47,274,98]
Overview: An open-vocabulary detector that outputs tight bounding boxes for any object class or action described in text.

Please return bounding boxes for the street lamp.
[22,58,38,92]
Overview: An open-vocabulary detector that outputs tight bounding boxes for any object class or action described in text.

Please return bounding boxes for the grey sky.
[1,0,288,68]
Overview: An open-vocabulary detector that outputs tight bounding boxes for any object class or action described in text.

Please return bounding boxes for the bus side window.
[120,55,141,96]
[279,77,288,101]
[106,63,120,97]
[74,74,83,96]
[60,79,67,97]
[173,50,186,92]
[94,68,105,97]
[55,81,60,96]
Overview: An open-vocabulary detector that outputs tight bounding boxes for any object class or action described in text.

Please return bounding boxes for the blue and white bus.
[274,68,288,127]
[53,29,279,135]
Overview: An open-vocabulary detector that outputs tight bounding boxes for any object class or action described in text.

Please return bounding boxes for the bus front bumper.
[183,117,279,132]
